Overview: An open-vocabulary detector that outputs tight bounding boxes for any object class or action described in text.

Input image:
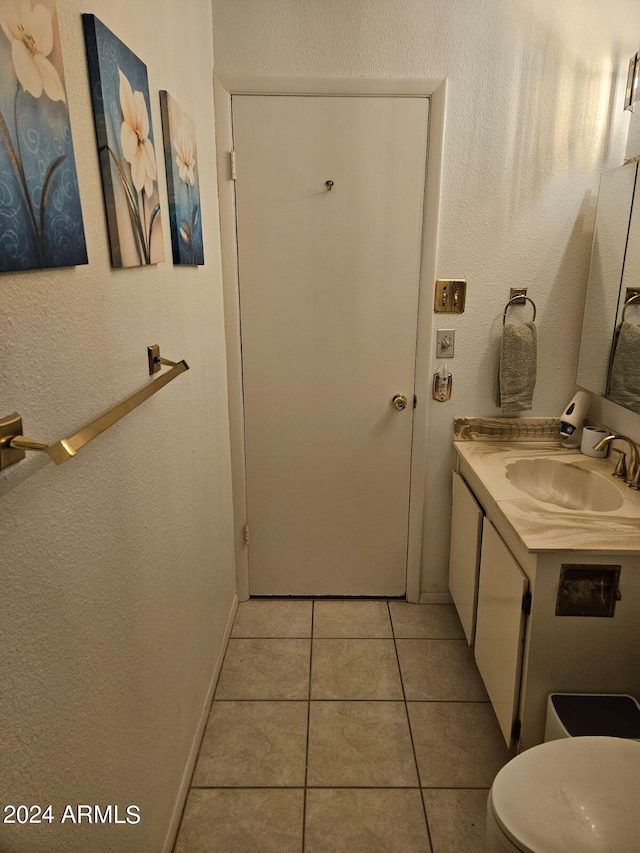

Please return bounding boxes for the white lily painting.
[82,14,163,267]
[0,0,87,272]
[159,91,204,265]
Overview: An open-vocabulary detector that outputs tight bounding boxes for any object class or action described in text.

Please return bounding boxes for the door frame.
[213,75,447,603]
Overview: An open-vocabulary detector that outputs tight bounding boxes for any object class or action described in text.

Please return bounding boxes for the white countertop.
[454,441,640,554]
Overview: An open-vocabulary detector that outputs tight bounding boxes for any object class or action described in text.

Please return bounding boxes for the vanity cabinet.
[449,445,640,752]
[474,520,528,745]
[448,472,483,645]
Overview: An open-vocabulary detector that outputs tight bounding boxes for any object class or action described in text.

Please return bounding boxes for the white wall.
[210,0,640,596]
[0,2,235,852]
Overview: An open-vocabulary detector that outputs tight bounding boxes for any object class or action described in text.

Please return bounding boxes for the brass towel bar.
[0,347,189,469]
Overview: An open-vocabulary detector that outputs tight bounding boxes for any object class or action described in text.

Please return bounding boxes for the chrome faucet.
[593,434,640,489]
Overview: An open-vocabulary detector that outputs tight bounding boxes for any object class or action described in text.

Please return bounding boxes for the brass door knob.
[391,394,408,411]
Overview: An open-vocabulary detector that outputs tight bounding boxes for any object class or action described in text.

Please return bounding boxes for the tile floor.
[174,600,511,853]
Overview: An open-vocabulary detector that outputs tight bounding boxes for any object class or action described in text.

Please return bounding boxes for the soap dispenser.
[559,390,591,447]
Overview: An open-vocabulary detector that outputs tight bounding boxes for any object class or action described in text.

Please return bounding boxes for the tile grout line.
[213,697,489,703]
[301,601,314,853]
[188,785,491,790]
[388,601,436,853]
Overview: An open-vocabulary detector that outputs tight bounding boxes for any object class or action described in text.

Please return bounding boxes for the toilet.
[486,736,640,852]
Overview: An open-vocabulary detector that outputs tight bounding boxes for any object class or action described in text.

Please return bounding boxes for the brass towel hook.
[503,295,537,325]
[325,180,334,191]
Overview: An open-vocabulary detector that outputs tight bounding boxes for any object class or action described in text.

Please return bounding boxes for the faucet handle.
[612,449,628,479]
[629,465,640,490]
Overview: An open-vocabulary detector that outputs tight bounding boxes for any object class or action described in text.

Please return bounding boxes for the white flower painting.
[83,14,163,267]
[159,91,204,265]
[0,0,86,271]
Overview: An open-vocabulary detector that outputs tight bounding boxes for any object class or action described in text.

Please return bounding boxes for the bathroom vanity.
[449,433,640,752]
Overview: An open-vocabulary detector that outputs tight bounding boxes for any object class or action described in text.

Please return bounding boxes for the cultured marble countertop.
[454,440,640,554]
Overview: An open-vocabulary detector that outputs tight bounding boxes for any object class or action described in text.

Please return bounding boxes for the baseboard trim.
[419,592,453,604]
[163,593,239,853]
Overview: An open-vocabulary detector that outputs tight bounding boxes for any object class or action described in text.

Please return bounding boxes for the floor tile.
[192,701,308,786]
[422,789,488,853]
[215,639,310,700]
[307,701,418,787]
[313,600,393,637]
[396,640,488,701]
[305,789,432,853]
[174,788,304,853]
[231,599,312,638]
[408,702,510,787]
[390,603,465,639]
[311,639,403,699]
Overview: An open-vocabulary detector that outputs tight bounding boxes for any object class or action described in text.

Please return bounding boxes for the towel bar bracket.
[148,343,179,374]
[0,412,27,470]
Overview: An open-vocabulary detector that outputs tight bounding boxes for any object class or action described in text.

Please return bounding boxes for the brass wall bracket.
[0,413,26,470]
[147,344,179,375]
[510,287,527,304]
[434,279,466,313]
[148,344,161,374]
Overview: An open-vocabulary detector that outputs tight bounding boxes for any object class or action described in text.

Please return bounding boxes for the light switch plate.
[434,279,466,313]
[437,329,455,358]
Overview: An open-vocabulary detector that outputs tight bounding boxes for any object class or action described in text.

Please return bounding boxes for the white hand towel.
[608,321,640,414]
[498,321,537,414]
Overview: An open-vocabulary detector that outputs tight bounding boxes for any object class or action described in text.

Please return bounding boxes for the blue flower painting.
[83,14,164,267]
[159,91,204,266]
[0,0,87,273]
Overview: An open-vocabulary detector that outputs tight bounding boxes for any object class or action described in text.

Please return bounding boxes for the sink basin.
[505,458,624,512]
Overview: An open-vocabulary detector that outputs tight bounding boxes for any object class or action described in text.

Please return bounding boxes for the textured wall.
[210,0,640,595]
[0,2,236,851]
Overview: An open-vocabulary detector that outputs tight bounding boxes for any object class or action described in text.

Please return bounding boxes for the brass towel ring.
[621,292,640,323]
[503,295,537,325]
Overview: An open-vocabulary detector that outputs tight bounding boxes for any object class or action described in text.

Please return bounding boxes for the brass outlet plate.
[434,279,466,313]
[0,412,25,470]
[432,372,452,401]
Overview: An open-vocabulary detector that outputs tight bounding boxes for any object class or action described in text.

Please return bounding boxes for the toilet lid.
[491,737,640,853]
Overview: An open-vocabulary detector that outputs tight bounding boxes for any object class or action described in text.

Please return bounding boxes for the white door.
[232,95,429,595]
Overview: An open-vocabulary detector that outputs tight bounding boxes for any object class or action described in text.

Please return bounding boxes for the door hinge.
[230,150,237,181]
[511,718,521,741]
[522,591,532,615]
[244,521,249,544]
[413,394,417,409]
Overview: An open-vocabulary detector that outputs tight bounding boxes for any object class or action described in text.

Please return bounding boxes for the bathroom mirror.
[577,161,640,413]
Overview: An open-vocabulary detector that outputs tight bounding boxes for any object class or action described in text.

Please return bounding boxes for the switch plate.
[437,329,455,358]
[434,279,466,313]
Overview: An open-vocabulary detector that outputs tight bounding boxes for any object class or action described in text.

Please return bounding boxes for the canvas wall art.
[159,91,204,266]
[82,14,164,267]
[0,0,87,272]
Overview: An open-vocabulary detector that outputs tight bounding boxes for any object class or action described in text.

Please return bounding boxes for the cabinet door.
[448,472,483,645]
[474,520,529,746]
